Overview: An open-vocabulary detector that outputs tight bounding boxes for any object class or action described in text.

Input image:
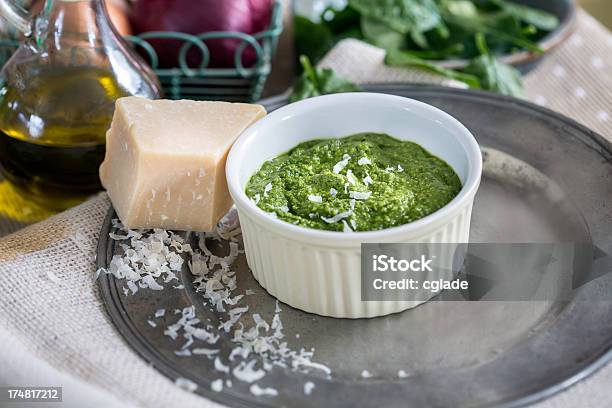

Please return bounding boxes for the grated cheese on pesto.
[333,154,351,174]
[246,133,461,232]
[358,157,372,165]
[349,191,372,200]
[308,195,323,203]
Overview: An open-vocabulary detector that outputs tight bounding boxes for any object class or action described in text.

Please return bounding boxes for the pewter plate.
[97,85,612,408]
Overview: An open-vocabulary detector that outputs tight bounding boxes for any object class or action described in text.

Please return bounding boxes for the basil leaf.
[290,79,318,103]
[317,68,363,93]
[348,0,444,47]
[323,5,362,36]
[294,15,334,66]
[360,16,407,50]
[463,54,524,97]
[440,11,542,54]
[462,34,524,97]
[442,0,479,19]
[290,55,362,103]
[385,49,481,89]
[491,0,560,31]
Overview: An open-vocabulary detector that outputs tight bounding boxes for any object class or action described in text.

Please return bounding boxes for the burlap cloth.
[0,9,611,408]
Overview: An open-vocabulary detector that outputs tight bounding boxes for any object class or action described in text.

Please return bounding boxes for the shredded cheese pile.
[97,210,331,397]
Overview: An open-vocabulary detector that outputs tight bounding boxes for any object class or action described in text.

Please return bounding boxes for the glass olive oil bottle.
[0,0,161,211]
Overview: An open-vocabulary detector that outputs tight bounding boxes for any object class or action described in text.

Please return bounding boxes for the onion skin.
[130,0,273,68]
[31,0,132,36]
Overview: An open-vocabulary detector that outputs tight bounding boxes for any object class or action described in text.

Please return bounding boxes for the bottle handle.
[0,0,33,36]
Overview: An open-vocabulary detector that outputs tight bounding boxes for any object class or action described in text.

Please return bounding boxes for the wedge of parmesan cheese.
[99,97,266,231]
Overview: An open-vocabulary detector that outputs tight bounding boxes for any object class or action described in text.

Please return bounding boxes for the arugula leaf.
[294,15,334,66]
[290,55,362,102]
[385,49,481,89]
[348,0,444,48]
[462,34,524,97]
[490,0,560,31]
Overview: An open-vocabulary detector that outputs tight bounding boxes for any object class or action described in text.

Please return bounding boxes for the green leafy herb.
[360,16,407,50]
[294,15,334,67]
[290,55,362,102]
[462,34,524,97]
[386,34,525,97]
[293,0,559,96]
[439,10,543,54]
[323,5,362,36]
[441,0,478,19]
[385,49,481,89]
[490,0,560,31]
[348,0,444,47]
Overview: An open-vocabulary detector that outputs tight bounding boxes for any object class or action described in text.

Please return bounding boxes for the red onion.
[130,0,273,68]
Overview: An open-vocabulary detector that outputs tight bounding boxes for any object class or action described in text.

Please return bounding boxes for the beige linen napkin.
[0,8,611,408]
[0,194,222,408]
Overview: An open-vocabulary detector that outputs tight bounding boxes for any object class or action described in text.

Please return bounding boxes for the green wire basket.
[0,0,283,102]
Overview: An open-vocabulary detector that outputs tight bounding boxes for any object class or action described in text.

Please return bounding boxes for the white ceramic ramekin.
[226,93,482,318]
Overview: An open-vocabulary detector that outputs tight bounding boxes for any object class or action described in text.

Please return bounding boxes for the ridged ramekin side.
[238,200,474,318]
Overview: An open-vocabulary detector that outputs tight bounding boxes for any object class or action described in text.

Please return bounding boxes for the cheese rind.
[100,97,266,231]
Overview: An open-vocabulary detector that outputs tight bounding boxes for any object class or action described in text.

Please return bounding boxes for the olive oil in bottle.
[0,66,129,210]
[0,0,161,213]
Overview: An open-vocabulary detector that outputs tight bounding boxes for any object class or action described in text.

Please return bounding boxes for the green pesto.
[245,133,462,232]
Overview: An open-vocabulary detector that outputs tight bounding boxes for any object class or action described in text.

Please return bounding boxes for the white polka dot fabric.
[524,10,612,139]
